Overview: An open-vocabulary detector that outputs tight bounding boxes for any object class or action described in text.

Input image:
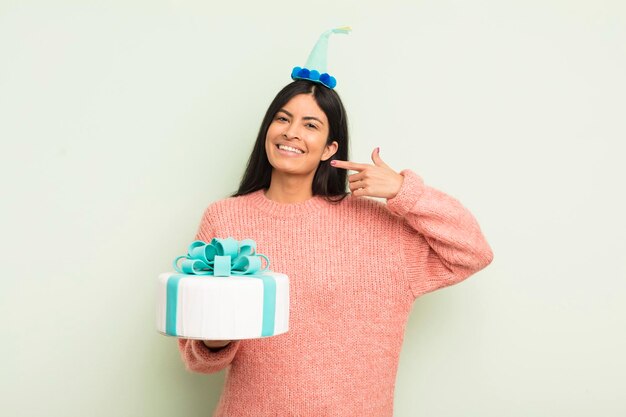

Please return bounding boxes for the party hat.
[291,26,351,89]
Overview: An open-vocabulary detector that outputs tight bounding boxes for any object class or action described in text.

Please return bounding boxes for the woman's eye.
[275,116,288,122]
[306,123,318,129]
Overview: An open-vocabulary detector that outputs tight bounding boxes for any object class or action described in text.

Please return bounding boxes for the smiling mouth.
[277,144,305,154]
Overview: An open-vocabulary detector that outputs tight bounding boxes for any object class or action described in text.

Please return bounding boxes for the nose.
[283,124,300,140]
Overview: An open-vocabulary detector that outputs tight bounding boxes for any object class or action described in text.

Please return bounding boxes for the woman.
[178,79,493,416]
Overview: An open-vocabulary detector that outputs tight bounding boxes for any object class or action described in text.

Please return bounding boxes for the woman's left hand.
[331,147,404,199]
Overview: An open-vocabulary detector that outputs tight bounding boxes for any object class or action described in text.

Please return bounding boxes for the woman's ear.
[321,140,339,161]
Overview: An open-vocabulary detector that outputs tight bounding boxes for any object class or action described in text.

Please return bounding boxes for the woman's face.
[265,93,338,177]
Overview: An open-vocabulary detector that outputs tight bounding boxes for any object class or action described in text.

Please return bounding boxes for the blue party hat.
[291,26,351,89]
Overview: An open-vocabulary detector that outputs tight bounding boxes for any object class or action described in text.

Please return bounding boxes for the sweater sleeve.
[177,206,241,374]
[386,169,494,298]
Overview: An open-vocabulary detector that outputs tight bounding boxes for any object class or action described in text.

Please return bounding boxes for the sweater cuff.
[191,339,239,361]
[180,339,241,373]
[386,169,425,217]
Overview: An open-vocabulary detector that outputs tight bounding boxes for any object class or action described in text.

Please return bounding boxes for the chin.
[269,162,314,177]
[272,165,306,176]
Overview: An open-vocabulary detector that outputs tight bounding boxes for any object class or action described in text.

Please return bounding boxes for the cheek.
[309,134,330,154]
[264,129,275,150]
[265,124,280,143]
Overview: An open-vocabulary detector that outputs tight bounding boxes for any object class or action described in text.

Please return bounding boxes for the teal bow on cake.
[173,237,270,277]
[166,237,277,338]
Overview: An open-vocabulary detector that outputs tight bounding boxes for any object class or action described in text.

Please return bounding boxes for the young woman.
[178,79,493,416]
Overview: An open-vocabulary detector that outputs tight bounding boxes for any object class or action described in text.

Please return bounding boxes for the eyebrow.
[278,109,325,125]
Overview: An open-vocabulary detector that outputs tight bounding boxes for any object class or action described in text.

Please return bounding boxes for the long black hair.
[232,80,349,202]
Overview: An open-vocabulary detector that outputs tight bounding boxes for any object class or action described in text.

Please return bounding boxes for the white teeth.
[278,145,304,154]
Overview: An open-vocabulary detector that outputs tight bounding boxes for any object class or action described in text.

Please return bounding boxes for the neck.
[265,171,315,203]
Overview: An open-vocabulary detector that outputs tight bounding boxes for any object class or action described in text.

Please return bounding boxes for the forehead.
[281,94,327,121]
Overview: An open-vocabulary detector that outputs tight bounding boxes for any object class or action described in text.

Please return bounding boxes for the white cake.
[156,271,289,340]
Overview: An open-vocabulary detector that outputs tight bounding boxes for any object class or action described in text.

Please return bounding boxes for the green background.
[1,0,625,415]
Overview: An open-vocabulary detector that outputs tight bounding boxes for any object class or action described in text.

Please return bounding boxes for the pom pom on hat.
[291,26,351,89]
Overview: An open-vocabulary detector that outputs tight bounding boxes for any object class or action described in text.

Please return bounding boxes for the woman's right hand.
[203,340,232,350]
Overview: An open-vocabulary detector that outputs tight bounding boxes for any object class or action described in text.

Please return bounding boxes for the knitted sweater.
[178,169,493,416]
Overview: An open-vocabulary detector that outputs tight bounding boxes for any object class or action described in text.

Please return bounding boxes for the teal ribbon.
[173,237,270,277]
[165,238,276,337]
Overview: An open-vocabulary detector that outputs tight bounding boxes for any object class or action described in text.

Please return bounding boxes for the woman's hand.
[203,340,231,350]
[331,147,404,199]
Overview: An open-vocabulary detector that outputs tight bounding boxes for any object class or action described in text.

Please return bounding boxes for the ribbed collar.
[246,189,330,217]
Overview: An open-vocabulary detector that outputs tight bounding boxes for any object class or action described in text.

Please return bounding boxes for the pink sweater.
[178,169,493,416]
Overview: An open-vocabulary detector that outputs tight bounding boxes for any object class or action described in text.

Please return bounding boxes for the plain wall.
[1,0,625,416]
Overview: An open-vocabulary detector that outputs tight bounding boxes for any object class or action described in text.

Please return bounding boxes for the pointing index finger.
[331,160,369,172]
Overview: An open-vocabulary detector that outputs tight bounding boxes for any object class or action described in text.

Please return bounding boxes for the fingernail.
[330,160,337,166]
[376,147,380,154]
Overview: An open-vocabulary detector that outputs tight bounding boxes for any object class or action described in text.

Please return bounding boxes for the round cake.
[156,271,289,340]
